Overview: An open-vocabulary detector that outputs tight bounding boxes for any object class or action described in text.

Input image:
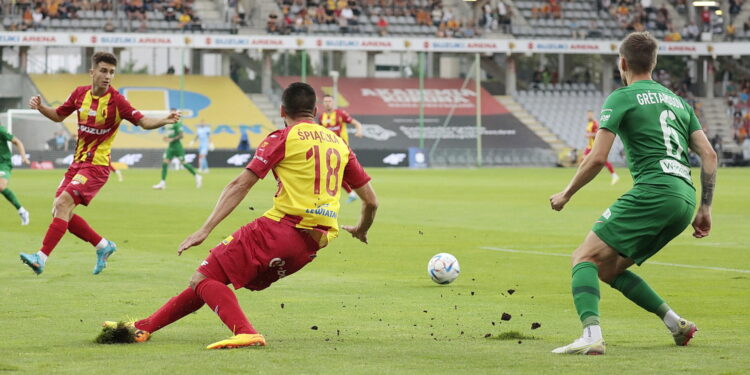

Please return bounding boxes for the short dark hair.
[282,82,317,118]
[92,51,118,68]
[322,94,333,99]
[619,32,657,75]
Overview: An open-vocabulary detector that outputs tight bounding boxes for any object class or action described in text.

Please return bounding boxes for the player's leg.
[552,231,617,355]
[153,151,170,189]
[19,191,76,274]
[0,175,29,225]
[604,160,619,184]
[175,153,201,188]
[343,181,357,203]
[67,214,117,274]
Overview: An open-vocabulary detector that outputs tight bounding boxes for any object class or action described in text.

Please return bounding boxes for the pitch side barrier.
[0,32,747,57]
[5,149,411,169]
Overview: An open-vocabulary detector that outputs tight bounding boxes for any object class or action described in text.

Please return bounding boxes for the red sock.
[605,161,615,174]
[40,218,69,256]
[194,278,257,335]
[135,287,205,333]
[68,214,103,247]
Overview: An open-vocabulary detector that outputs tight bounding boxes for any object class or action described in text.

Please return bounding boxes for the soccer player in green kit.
[549,32,717,355]
[152,110,202,190]
[0,123,31,225]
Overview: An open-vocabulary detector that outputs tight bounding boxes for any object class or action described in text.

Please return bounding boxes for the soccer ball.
[427,253,460,285]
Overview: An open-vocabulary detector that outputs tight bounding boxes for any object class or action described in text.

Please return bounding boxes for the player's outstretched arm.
[351,119,364,138]
[138,111,181,130]
[689,129,717,238]
[178,169,260,255]
[11,138,30,165]
[342,182,378,244]
[550,129,615,211]
[29,95,66,123]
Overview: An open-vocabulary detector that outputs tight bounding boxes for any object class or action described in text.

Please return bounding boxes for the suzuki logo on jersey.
[227,153,252,166]
[268,258,288,279]
[79,125,112,135]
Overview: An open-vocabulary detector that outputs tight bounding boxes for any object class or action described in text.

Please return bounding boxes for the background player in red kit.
[584,110,619,185]
[318,94,364,203]
[99,82,378,349]
[20,52,180,275]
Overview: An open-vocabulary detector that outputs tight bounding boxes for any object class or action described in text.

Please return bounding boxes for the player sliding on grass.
[98,82,378,349]
[20,52,180,275]
[0,123,31,225]
[549,32,717,355]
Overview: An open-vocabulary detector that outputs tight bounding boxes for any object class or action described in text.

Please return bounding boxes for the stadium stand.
[0,0,235,33]
[266,0,482,38]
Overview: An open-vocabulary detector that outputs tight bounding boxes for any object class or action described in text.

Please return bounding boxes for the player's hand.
[165,111,181,124]
[178,229,209,255]
[342,225,368,244]
[549,191,570,211]
[21,155,31,165]
[355,130,363,138]
[692,206,712,238]
[29,96,41,110]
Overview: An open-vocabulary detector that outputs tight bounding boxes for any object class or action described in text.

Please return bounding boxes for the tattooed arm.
[689,130,718,238]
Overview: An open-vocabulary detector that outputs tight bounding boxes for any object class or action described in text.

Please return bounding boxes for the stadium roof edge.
[0,32,743,56]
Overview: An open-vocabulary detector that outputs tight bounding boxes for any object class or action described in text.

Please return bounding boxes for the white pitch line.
[480,246,750,274]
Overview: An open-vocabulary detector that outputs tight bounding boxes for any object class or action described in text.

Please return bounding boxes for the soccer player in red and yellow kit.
[19,52,180,276]
[584,110,619,185]
[99,82,378,349]
[318,94,363,202]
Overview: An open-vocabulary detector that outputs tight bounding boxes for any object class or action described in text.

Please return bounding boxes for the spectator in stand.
[165,7,177,21]
[665,25,682,41]
[267,12,279,33]
[701,7,711,32]
[103,19,115,32]
[497,0,510,33]
[431,6,442,27]
[745,17,750,33]
[726,23,736,41]
[377,15,388,35]
[339,4,354,33]
[711,12,724,35]
[416,7,431,26]
[729,0,742,17]
[178,10,191,29]
[683,21,700,41]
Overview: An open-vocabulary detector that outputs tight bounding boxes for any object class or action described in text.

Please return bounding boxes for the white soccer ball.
[427,253,460,285]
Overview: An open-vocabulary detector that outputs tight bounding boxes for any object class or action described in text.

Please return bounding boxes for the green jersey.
[0,125,15,165]
[166,122,184,149]
[599,80,702,204]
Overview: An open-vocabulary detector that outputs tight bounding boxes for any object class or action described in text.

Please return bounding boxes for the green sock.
[183,163,197,176]
[609,270,668,318]
[1,188,22,209]
[161,163,168,180]
[572,262,601,327]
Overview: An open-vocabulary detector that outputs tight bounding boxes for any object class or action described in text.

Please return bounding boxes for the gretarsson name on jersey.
[635,92,685,110]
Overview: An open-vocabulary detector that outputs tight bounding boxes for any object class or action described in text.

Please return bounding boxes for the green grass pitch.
[1,167,748,374]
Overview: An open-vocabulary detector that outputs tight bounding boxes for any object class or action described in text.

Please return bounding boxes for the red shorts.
[55,163,111,206]
[197,217,320,291]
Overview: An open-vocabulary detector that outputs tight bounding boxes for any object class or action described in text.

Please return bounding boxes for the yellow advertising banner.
[30,74,276,149]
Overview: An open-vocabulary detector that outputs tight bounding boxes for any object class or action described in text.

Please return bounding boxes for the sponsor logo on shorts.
[269,257,288,279]
[221,235,234,245]
[72,174,88,184]
[200,260,208,266]
[602,208,611,220]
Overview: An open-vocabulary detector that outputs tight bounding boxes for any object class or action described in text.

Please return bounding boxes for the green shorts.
[164,146,185,161]
[0,163,11,181]
[592,188,695,265]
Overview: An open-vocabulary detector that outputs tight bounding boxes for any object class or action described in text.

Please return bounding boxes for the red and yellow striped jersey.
[318,109,354,144]
[247,121,371,248]
[56,85,144,166]
[586,119,599,150]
